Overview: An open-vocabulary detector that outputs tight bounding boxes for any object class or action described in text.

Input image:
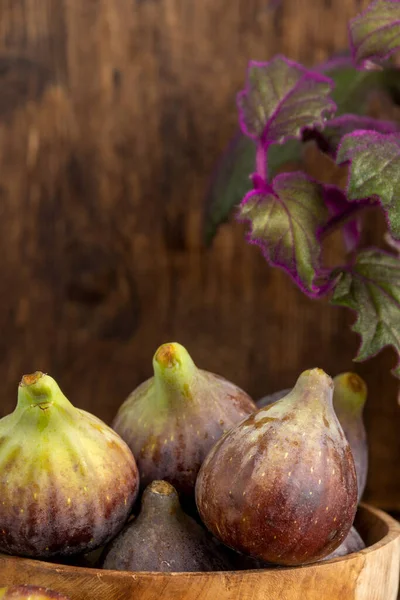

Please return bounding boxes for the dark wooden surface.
[0,0,398,508]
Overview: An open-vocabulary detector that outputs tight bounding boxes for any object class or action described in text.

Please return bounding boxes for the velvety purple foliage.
[350,0,400,67]
[315,115,398,158]
[332,250,400,377]
[204,0,400,377]
[237,56,336,144]
[237,173,332,297]
[205,50,398,247]
[337,130,400,240]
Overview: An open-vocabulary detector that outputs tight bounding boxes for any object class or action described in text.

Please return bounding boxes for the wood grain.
[0,0,398,510]
[0,504,398,600]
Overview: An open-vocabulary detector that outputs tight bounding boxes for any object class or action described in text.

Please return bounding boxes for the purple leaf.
[316,53,400,115]
[314,115,398,158]
[350,0,400,67]
[322,186,363,253]
[331,249,400,378]
[237,56,336,144]
[237,172,331,296]
[337,130,400,240]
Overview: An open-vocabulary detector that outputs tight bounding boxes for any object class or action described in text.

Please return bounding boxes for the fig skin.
[0,586,70,599]
[333,373,368,502]
[257,389,291,409]
[257,373,368,503]
[229,527,365,567]
[195,368,358,566]
[323,526,365,561]
[0,372,139,558]
[102,480,232,572]
[112,342,256,501]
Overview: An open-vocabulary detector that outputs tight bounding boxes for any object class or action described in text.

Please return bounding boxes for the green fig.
[0,372,139,557]
[323,526,365,560]
[333,373,368,502]
[112,343,256,501]
[102,480,232,572]
[0,586,70,599]
[195,368,358,566]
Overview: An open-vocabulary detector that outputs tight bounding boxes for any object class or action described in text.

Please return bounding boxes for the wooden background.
[0,0,398,509]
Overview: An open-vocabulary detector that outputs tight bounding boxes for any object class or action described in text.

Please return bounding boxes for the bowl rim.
[0,503,398,580]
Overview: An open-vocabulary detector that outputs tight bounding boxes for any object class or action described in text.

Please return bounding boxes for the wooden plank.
[0,0,398,510]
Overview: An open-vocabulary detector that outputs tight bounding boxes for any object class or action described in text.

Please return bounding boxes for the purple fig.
[323,526,365,560]
[195,368,358,566]
[333,373,368,502]
[0,372,139,558]
[102,480,232,572]
[0,586,70,599]
[257,388,291,409]
[257,373,368,502]
[112,342,256,501]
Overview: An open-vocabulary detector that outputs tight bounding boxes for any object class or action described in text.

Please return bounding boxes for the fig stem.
[283,368,334,411]
[17,373,72,411]
[140,480,181,518]
[333,373,367,416]
[152,343,197,401]
[148,480,175,496]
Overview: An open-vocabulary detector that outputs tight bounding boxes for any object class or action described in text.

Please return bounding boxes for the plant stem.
[256,142,268,181]
[319,198,379,240]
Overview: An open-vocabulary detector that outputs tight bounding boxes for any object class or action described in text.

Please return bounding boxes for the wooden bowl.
[0,503,398,600]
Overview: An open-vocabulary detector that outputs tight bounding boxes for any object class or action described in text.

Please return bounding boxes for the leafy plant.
[205,0,400,377]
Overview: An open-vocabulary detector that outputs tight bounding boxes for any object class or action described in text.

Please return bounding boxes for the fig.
[102,480,231,572]
[257,373,368,502]
[112,342,256,501]
[333,373,368,502]
[257,388,291,409]
[323,526,365,560]
[195,368,358,566]
[0,586,70,599]
[0,372,139,557]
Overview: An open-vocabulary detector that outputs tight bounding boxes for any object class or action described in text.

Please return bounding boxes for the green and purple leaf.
[203,135,304,244]
[313,115,398,158]
[237,172,331,296]
[237,56,336,143]
[317,55,395,115]
[350,0,400,67]
[331,250,400,377]
[204,133,255,244]
[203,50,399,243]
[337,130,400,240]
